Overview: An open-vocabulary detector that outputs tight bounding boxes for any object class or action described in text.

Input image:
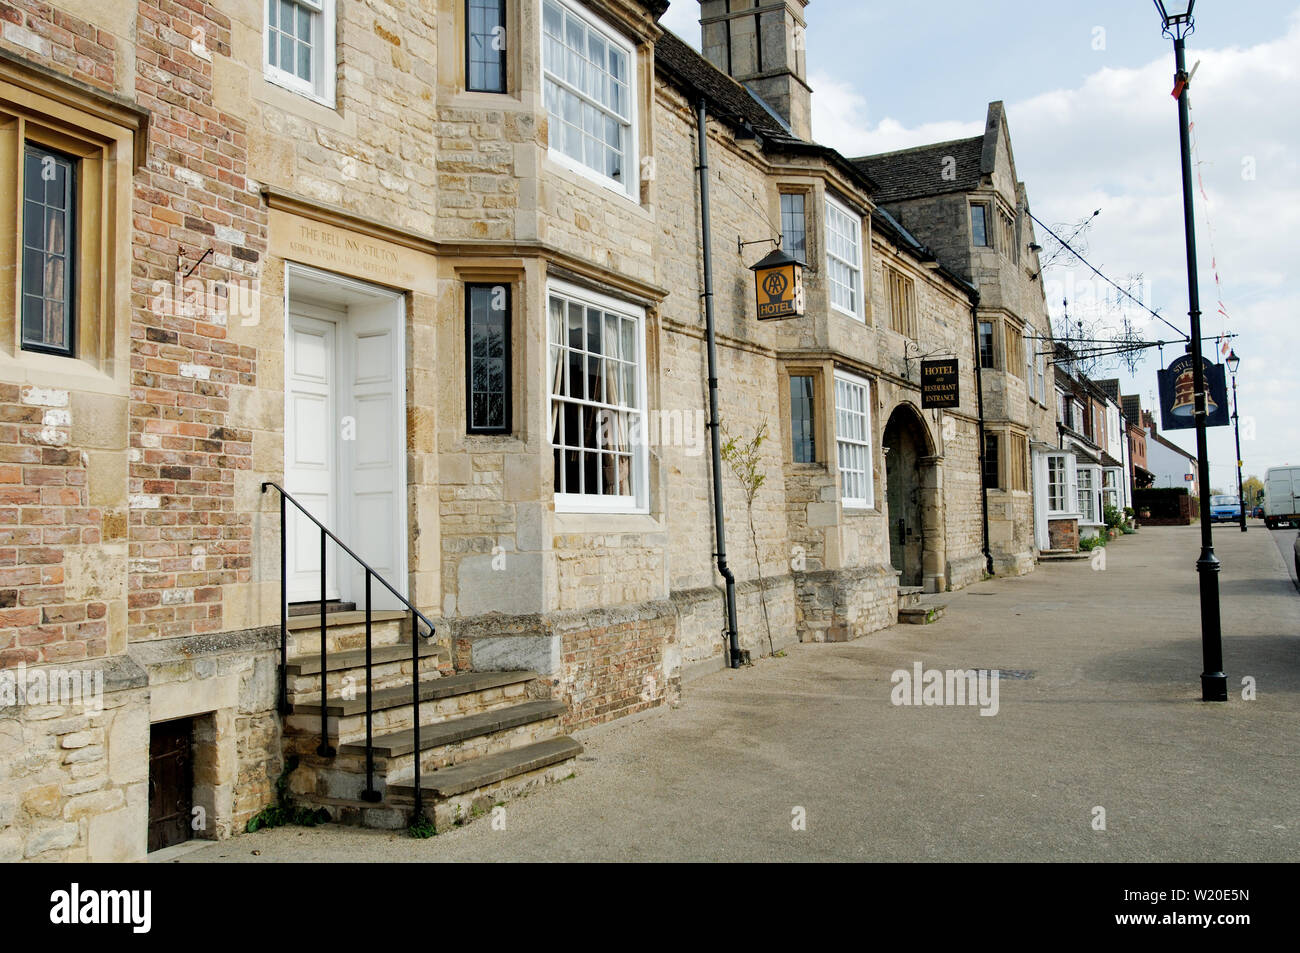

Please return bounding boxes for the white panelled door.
[286,307,341,602]
[341,299,406,610]
[284,268,407,609]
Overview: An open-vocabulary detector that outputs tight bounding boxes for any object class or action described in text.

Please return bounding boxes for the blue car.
[1210,495,1243,522]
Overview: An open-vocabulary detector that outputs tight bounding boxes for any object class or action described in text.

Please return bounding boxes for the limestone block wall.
[0,657,148,862]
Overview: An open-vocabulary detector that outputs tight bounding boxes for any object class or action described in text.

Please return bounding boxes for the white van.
[1263,466,1300,529]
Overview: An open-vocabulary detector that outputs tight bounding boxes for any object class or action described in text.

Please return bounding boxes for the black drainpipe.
[970,291,994,576]
[696,98,742,668]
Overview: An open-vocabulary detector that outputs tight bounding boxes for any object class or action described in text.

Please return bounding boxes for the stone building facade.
[1,0,1041,861]
[854,105,1059,574]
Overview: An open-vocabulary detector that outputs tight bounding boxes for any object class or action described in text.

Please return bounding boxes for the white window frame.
[1102,467,1123,514]
[834,369,874,508]
[1077,464,1100,524]
[1046,454,1070,514]
[547,279,649,514]
[825,193,864,320]
[540,0,638,200]
[264,0,336,107]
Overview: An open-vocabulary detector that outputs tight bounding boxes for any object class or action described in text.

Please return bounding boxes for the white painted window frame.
[264,0,337,107]
[824,193,864,320]
[540,0,638,201]
[547,278,649,515]
[834,368,874,509]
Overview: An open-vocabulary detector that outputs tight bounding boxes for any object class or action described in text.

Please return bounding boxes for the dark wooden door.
[148,718,193,852]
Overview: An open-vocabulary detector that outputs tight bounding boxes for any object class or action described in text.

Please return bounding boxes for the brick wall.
[0,384,110,666]
[127,0,266,642]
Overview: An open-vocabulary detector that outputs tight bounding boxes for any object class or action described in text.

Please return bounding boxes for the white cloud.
[810,71,982,155]
[810,13,1300,475]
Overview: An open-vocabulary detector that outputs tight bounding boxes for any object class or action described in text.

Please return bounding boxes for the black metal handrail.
[261,481,435,820]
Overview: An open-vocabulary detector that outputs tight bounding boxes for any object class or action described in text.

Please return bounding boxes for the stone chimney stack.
[699,0,812,141]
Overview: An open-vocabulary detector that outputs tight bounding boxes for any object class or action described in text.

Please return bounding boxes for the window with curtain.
[465,283,510,433]
[542,0,634,194]
[834,371,873,507]
[789,374,816,463]
[780,193,807,263]
[265,0,335,104]
[825,195,863,318]
[467,0,507,92]
[21,143,75,356]
[548,283,645,510]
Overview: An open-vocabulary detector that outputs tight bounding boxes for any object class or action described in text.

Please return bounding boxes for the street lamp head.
[1226,349,1240,374]
[1154,0,1196,39]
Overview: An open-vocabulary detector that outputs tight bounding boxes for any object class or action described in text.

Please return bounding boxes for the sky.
[659,1,1300,490]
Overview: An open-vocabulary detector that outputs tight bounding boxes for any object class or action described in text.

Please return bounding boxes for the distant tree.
[1242,475,1264,505]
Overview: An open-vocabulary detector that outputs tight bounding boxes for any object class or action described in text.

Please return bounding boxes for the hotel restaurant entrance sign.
[921,359,961,408]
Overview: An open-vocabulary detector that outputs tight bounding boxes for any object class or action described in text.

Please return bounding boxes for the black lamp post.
[1226,349,1247,532]
[1155,0,1227,701]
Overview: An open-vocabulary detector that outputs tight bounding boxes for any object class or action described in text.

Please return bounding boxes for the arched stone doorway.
[883,404,945,592]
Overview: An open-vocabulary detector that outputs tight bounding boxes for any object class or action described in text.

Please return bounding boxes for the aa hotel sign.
[750,248,805,320]
[921,359,960,408]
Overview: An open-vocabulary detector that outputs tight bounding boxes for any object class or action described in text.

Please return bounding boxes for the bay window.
[1047,455,1069,513]
[548,281,647,512]
[834,370,873,507]
[825,194,863,319]
[1078,466,1098,523]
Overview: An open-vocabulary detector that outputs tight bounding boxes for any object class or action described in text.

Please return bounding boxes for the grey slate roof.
[851,136,986,205]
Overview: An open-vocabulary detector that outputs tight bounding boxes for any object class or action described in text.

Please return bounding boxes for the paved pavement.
[182,524,1299,863]
[1267,523,1299,589]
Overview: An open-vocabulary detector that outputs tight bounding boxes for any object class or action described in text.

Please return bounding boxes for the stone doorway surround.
[882,403,945,593]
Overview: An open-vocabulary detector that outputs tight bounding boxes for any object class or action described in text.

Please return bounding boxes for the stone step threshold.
[898,604,946,624]
[388,736,583,799]
[1038,551,1091,561]
[287,609,408,632]
[338,699,566,759]
[285,639,441,677]
[290,670,536,718]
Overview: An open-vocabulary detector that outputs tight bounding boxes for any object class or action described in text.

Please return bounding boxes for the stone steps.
[388,736,584,830]
[286,669,536,746]
[1038,550,1090,561]
[284,640,443,700]
[281,597,581,834]
[287,609,409,657]
[898,603,946,624]
[897,585,923,610]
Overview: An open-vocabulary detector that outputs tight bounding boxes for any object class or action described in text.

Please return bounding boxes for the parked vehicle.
[1264,466,1300,529]
[1294,533,1300,579]
[1209,495,1243,522]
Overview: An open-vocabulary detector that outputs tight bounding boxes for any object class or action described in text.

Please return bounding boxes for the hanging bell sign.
[750,247,805,321]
